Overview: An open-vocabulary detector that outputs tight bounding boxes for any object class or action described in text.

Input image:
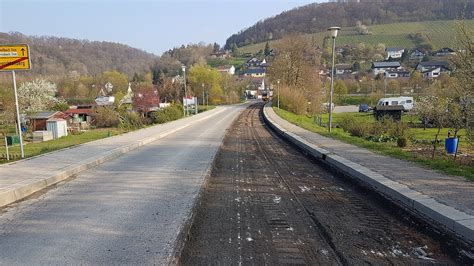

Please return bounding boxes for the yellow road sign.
[0,44,31,71]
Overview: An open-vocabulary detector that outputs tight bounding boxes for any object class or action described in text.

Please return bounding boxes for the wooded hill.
[0,32,158,77]
[225,0,473,49]
[239,19,474,54]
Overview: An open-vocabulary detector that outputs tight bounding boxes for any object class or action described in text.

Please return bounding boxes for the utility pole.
[277,79,280,109]
[182,65,187,116]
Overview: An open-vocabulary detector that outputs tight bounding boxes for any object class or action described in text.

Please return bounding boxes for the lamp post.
[182,65,187,116]
[201,83,205,106]
[277,79,280,109]
[327,26,340,133]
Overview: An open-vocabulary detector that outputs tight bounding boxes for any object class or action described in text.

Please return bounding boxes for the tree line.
[0,32,157,77]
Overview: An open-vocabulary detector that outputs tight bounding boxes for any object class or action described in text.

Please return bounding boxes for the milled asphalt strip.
[262,104,474,245]
[0,107,228,208]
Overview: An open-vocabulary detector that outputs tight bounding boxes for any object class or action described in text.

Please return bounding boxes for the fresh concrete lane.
[0,105,231,208]
[0,103,248,265]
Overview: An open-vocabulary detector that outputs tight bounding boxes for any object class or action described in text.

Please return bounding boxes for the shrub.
[92,107,120,128]
[340,116,370,137]
[151,105,183,124]
[397,137,408,147]
[278,86,307,115]
[120,111,146,129]
[366,135,397,142]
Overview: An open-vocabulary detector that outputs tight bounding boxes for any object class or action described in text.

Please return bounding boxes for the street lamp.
[182,65,187,116]
[201,83,205,106]
[327,26,340,133]
[277,79,280,109]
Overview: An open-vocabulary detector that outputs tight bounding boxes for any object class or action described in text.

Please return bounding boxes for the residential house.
[242,68,266,78]
[27,111,69,131]
[384,69,410,79]
[245,78,266,98]
[386,48,404,60]
[422,67,444,78]
[217,65,235,75]
[210,51,230,59]
[409,49,426,61]
[260,60,270,69]
[244,57,269,68]
[335,63,352,75]
[245,57,263,68]
[372,61,402,76]
[433,47,455,57]
[416,61,450,78]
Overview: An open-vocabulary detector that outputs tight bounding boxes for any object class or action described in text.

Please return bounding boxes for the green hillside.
[240,20,474,54]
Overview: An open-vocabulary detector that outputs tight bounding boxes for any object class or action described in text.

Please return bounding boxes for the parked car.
[358,104,370,112]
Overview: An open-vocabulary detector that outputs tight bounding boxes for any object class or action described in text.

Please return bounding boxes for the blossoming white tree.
[17,79,65,112]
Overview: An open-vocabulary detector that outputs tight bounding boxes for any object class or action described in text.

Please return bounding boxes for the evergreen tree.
[264,42,271,56]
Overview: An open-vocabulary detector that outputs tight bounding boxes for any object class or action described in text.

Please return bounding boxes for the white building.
[372,61,402,76]
[386,48,404,60]
[217,65,235,75]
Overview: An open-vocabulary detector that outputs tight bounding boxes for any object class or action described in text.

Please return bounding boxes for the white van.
[377,97,414,111]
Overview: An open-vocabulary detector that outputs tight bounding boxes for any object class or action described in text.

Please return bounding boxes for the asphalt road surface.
[180,103,458,265]
[0,104,247,265]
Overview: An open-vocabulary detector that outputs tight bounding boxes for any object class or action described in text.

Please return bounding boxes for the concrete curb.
[262,104,473,246]
[0,108,227,209]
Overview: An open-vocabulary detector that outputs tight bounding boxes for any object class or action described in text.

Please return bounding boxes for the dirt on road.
[180,103,460,265]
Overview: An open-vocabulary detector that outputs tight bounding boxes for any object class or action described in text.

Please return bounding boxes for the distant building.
[386,48,404,60]
[65,108,93,124]
[242,68,266,78]
[384,69,410,79]
[210,51,231,59]
[372,61,402,76]
[409,49,426,61]
[244,57,269,68]
[433,47,455,57]
[416,61,450,78]
[27,111,69,131]
[335,63,352,75]
[245,57,263,68]
[217,65,235,75]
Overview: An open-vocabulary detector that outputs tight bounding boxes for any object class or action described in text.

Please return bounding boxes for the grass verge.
[0,105,219,164]
[274,107,473,181]
[0,128,129,163]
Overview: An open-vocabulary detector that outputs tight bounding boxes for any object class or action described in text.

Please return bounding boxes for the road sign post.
[0,44,32,159]
[4,136,9,161]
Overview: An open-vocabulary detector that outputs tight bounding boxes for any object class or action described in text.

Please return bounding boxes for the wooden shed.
[27,111,69,131]
[373,105,405,121]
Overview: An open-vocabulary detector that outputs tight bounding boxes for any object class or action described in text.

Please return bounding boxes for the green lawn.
[207,57,248,69]
[274,108,473,181]
[0,128,129,163]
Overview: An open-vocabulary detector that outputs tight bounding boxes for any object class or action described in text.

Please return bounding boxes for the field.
[240,19,474,54]
[207,57,248,69]
[274,107,473,181]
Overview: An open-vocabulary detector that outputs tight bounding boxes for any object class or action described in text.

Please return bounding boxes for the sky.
[1,0,323,56]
